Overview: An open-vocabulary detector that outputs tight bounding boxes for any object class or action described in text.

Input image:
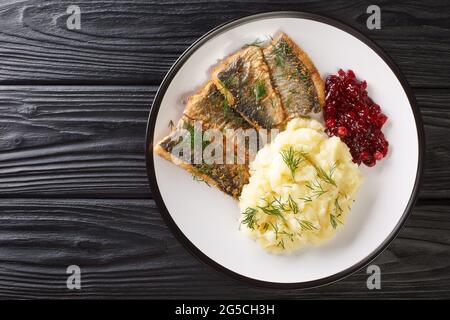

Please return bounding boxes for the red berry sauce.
[324,69,389,167]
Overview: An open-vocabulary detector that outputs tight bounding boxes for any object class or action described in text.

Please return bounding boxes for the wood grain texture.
[418,90,450,199]
[0,198,447,299]
[0,0,448,87]
[0,86,153,198]
[0,86,447,199]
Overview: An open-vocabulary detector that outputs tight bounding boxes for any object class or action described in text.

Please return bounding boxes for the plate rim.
[145,11,425,289]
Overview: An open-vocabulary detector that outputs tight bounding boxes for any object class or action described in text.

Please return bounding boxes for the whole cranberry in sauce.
[324,69,389,167]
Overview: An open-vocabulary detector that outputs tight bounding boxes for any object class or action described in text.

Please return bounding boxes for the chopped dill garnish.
[277,239,285,249]
[258,199,285,220]
[272,39,293,73]
[330,213,341,229]
[221,98,232,117]
[273,40,291,61]
[299,196,313,203]
[315,161,338,187]
[196,164,212,176]
[254,80,266,102]
[287,194,299,214]
[168,120,175,131]
[185,122,210,150]
[305,179,327,198]
[256,194,301,223]
[269,222,279,239]
[192,171,211,187]
[275,54,285,67]
[295,218,317,231]
[241,207,258,230]
[185,122,196,149]
[221,74,238,89]
[293,67,309,82]
[330,196,344,229]
[279,230,295,242]
[272,196,289,212]
[245,38,264,47]
[280,146,304,180]
[334,196,343,217]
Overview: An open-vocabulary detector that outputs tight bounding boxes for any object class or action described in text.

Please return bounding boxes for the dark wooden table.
[0,0,449,299]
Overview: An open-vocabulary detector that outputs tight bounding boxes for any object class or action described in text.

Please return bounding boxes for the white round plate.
[146,12,424,288]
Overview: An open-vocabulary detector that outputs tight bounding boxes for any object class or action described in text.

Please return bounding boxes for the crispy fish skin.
[184,81,251,131]
[154,83,250,198]
[154,117,250,199]
[212,46,285,129]
[263,33,325,119]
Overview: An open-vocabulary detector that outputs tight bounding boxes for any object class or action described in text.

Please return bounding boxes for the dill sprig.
[221,98,232,117]
[254,80,266,102]
[280,146,305,180]
[305,179,327,198]
[272,40,291,66]
[245,38,265,47]
[272,196,289,212]
[315,161,338,187]
[257,194,301,221]
[330,214,341,229]
[168,120,175,131]
[330,196,344,229]
[192,164,213,187]
[192,174,211,187]
[295,218,317,231]
[287,194,299,214]
[275,54,285,68]
[334,196,343,217]
[299,196,313,203]
[269,223,291,249]
[300,73,308,82]
[279,230,295,242]
[241,207,258,230]
[185,122,210,150]
[258,199,285,220]
[221,74,238,89]
[269,222,279,239]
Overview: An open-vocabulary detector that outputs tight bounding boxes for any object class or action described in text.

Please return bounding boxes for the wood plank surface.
[0,86,152,198]
[0,86,447,199]
[0,198,447,299]
[0,0,448,87]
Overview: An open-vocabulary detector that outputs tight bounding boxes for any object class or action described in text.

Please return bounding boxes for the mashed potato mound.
[239,118,363,253]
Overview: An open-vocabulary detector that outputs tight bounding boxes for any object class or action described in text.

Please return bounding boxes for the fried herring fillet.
[263,32,325,119]
[153,82,251,198]
[212,46,285,129]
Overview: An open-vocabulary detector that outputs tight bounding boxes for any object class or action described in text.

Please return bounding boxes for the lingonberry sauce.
[324,69,389,167]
